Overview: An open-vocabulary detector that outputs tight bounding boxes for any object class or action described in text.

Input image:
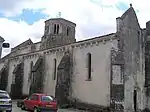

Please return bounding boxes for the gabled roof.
[121,4,134,19]
[11,39,33,51]
[120,4,140,28]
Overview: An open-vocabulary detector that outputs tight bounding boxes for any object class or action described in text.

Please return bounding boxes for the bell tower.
[40,18,76,50]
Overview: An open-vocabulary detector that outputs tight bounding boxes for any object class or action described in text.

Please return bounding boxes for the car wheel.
[34,107,39,112]
[17,102,19,107]
[6,111,12,112]
[21,103,25,110]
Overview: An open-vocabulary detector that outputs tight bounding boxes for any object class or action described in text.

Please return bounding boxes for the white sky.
[0,0,150,57]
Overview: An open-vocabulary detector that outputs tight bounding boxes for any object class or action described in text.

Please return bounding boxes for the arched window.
[87,53,92,80]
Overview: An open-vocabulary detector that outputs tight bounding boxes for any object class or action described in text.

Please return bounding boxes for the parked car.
[17,97,27,108]
[17,100,22,108]
[21,93,58,112]
[0,90,12,112]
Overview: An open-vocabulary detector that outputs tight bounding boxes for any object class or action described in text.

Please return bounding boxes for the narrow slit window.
[87,53,92,80]
[67,27,70,36]
[138,31,140,45]
[54,24,57,34]
[134,90,137,111]
[56,24,59,34]
[53,59,57,80]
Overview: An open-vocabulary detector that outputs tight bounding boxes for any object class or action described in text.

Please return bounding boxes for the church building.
[0,4,150,112]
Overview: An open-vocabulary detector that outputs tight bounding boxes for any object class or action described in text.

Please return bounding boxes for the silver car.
[0,90,12,112]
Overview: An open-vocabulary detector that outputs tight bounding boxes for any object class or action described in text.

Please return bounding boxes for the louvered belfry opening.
[55,52,72,107]
[30,57,44,95]
[11,62,24,99]
[0,65,8,91]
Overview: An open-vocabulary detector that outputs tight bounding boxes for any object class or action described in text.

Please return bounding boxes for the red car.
[22,93,58,112]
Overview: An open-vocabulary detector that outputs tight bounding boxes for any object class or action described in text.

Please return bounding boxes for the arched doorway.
[29,57,44,95]
[55,52,72,107]
[0,65,8,90]
[11,62,24,99]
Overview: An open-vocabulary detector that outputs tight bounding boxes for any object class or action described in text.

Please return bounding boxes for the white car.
[0,90,12,112]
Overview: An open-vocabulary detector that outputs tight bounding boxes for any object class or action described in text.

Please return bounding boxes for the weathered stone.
[30,57,44,94]
[55,52,72,107]
[70,99,110,112]
[0,4,150,112]
[11,62,24,99]
[0,64,8,90]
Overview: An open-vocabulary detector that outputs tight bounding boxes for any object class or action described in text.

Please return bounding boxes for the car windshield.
[41,96,54,102]
[0,94,10,99]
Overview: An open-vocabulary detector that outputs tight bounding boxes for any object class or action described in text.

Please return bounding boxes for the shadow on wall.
[142,108,150,112]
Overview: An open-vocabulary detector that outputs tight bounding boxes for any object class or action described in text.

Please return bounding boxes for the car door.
[24,95,33,110]
[30,95,39,110]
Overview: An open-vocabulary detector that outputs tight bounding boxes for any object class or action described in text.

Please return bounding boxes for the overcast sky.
[0,0,150,57]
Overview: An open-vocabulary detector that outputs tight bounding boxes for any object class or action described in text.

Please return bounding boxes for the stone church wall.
[71,34,118,107]
[43,49,64,96]
[7,56,23,93]
[116,6,146,111]
[0,62,4,71]
[0,33,118,109]
[0,5,148,111]
[23,53,41,95]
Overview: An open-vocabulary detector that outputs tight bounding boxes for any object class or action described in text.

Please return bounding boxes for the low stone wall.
[142,108,150,112]
[68,99,110,112]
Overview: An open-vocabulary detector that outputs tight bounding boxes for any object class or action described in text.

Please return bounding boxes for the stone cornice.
[7,52,40,62]
[71,33,117,49]
[44,46,65,55]
[0,33,117,63]
[43,33,117,54]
